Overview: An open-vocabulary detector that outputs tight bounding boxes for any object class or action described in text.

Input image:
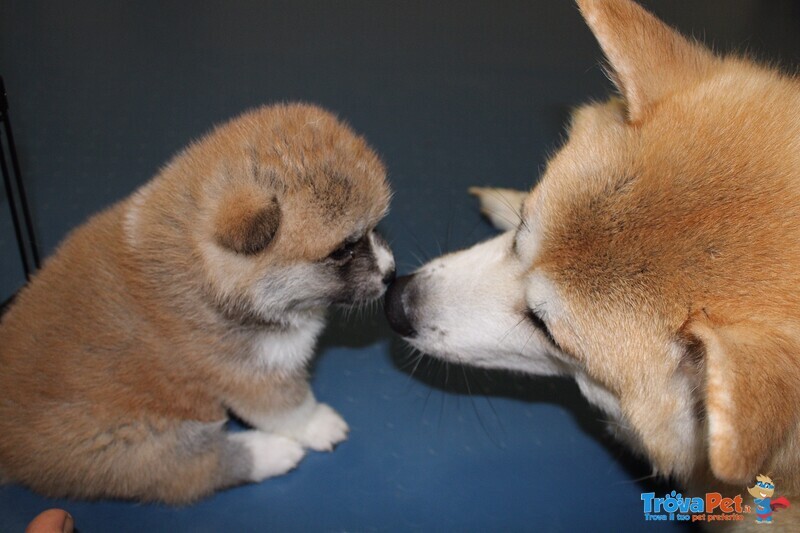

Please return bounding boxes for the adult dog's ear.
[685,314,800,484]
[214,188,281,255]
[576,0,718,122]
[468,187,529,232]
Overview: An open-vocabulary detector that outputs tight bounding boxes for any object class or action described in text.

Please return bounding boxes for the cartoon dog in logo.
[747,475,790,524]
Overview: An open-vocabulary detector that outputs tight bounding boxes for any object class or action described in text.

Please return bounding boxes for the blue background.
[2,1,798,531]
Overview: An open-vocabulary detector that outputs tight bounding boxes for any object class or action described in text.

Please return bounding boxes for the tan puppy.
[386,0,800,528]
[0,103,395,503]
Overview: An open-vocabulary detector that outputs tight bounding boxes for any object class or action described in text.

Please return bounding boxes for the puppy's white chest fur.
[251,314,326,374]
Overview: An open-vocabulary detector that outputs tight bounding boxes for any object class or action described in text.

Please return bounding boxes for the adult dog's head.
[386,0,800,493]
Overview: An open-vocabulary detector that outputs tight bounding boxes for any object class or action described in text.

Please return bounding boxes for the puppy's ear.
[685,314,800,484]
[214,189,281,255]
[577,0,718,122]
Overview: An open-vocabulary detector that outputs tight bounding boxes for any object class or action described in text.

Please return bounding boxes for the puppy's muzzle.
[382,267,397,286]
[384,274,417,338]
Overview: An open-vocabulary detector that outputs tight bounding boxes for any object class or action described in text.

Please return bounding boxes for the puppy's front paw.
[231,431,306,481]
[300,403,349,452]
[468,187,528,231]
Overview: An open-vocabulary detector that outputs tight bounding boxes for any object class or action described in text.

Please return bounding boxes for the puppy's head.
[388,0,800,489]
[131,103,394,327]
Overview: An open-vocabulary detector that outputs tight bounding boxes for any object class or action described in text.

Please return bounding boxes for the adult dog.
[386,1,800,528]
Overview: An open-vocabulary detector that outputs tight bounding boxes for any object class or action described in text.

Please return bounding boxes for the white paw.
[468,187,528,231]
[299,403,349,452]
[231,431,306,481]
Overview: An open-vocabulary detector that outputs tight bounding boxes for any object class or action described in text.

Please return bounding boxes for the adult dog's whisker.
[498,316,527,346]
[487,189,525,225]
[458,360,503,448]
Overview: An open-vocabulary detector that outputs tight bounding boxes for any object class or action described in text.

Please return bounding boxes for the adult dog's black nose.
[384,274,417,338]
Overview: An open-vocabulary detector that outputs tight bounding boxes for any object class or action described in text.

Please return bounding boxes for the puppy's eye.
[525,307,559,348]
[328,240,357,263]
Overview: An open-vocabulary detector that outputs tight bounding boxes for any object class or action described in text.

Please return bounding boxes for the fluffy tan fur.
[0,103,390,503]
[523,0,800,528]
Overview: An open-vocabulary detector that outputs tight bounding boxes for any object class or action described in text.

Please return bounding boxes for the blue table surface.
[0,311,692,531]
[3,0,794,530]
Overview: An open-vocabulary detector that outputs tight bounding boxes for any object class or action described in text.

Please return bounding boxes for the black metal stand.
[0,75,40,282]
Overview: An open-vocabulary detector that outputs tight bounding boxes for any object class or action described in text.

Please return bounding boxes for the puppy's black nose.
[384,274,417,338]
[382,267,396,285]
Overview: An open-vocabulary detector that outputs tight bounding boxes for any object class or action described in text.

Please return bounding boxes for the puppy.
[386,0,800,528]
[0,103,395,503]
